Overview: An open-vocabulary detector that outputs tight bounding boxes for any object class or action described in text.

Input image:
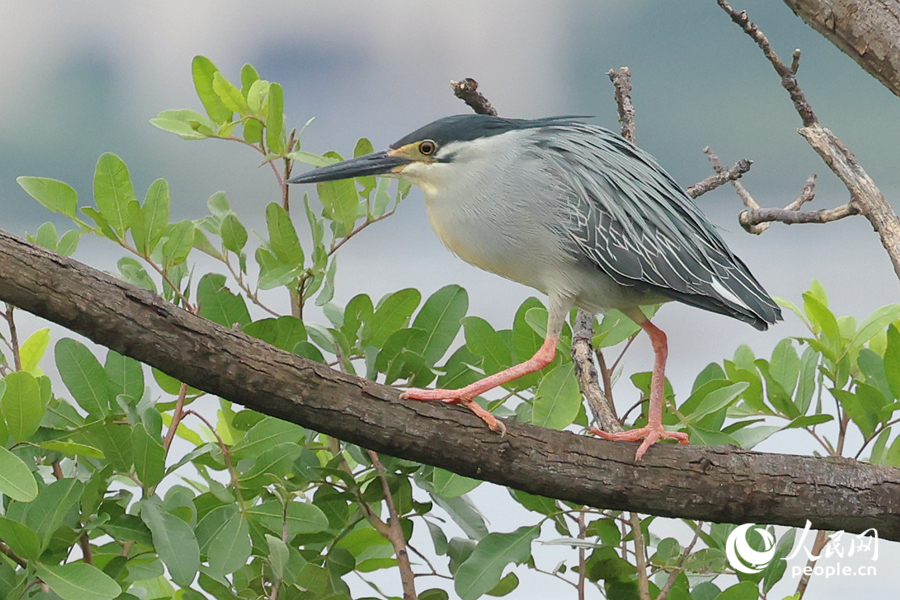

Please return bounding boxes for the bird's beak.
[287,150,413,184]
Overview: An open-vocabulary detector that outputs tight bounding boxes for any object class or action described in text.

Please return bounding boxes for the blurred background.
[1,1,898,597]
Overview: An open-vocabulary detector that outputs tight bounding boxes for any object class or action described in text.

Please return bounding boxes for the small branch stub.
[450,78,498,117]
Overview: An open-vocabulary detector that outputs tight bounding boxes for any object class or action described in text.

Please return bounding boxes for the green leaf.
[162,220,195,269]
[0,447,38,502]
[714,581,759,600]
[207,512,251,578]
[57,229,81,256]
[220,213,247,253]
[362,289,421,347]
[93,153,136,235]
[17,177,78,218]
[353,138,377,198]
[832,385,885,438]
[25,478,84,548]
[885,325,900,400]
[247,500,330,535]
[266,83,285,154]
[455,525,540,600]
[407,285,469,386]
[462,317,512,376]
[238,442,303,486]
[532,363,581,429]
[192,56,232,124]
[1,371,44,441]
[150,117,209,140]
[803,293,841,355]
[86,420,133,471]
[266,202,304,266]
[55,338,111,416]
[141,179,170,256]
[317,171,359,233]
[240,63,260,94]
[132,423,165,489]
[231,416,305,461]
[105,350,144,403]
[853,305,900,348]
[0,517,40,562]
[212,71,250,115]
[141,499,200,587]
[794,345,818,415]
[36,562,121,600]
[683,382,749,423]
[769,338,800,397]
[510,298,546,389]
[432,468,481,498]
[244,317,308,352]
[374,328,427,384]
[197,273,251,327]
[429,493,488,541]
[39,441,104,459]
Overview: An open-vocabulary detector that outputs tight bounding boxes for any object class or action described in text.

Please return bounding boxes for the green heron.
[289,114,781,459]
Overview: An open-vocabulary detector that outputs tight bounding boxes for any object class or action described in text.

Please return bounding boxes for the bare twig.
[740,203,858,229]
[162,382,189,454]
[686,158,753,198]
[572,312,621,434]
[607,67,636,143]
[368,450,419,600]
[718,1,900,281]
[796,529,830,598]
[630,512,651,600]
[657,522,702,600]
[450,79,498,117]
[717,0,817,126]
[4,304,21,371]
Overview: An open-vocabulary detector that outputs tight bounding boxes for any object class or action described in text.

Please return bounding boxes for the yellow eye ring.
[418,140,437,155]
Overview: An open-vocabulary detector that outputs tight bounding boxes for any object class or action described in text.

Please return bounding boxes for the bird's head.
[287,114,580,194]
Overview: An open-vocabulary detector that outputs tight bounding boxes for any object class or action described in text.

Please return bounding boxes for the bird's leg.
[591,317,689,460]
[402,333,559,434]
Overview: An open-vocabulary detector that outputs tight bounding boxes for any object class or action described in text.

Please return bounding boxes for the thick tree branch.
[783,0,900,98]
[3,229,900,539]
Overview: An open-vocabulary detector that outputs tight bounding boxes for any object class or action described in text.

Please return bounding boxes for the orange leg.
[402,333,559,435]
[591,318,689,460]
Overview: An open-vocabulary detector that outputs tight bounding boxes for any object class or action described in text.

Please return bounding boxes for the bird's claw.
[402,388,506,437]
[590,425,689,461]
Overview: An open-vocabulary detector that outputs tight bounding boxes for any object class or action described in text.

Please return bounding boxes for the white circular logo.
[725,523,777,574]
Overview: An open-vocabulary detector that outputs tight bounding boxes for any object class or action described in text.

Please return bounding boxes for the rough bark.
[2,228,900,540]
[784,0,900,98]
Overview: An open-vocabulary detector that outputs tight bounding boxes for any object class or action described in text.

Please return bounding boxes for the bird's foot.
[590,425,689,461]
[402,388,506,437]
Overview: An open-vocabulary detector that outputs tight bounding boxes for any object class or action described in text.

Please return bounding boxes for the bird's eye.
[418,140,437,155]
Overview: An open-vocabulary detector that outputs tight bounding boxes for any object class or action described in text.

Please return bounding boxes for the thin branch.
[739,203,858,229]
[796,529,830,599]
[572,311,621,434]
[686,158,753,198]
[607,67,636,143]
[718,1,900,280]
[629,512,651,600]
[162,382,189,454]
[717,0,817,126]
[4,304,21,371]
[657,521,702,600]
[450,78,498,117]
[368,450,418,600]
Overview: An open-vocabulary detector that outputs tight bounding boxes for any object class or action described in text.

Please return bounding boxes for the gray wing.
[532,123,781,330]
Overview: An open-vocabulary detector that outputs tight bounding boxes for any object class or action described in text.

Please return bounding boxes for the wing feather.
[531,123,781,329]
